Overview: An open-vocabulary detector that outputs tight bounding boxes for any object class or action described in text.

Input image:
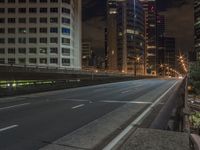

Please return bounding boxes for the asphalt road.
[0,79,179,150]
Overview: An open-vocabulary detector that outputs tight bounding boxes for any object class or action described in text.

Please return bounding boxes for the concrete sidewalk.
[118,128,189,150]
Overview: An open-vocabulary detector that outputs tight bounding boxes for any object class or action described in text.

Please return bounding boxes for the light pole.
[134,57,140,76]
[159,64,164,77]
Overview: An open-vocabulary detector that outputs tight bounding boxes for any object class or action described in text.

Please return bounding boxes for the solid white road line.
[121,90,130,94]
[102,100,152,104]
[72,104,85,109]
[0,125,18,132]
[103,81,178,150]
[0,103,30,111]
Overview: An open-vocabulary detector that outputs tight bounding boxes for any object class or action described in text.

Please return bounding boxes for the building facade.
[140,0,157,75]
[164,37,176,69]
[0,0,82,70]
[107,0,118,71]
[157,15,165,66]
[82,41,92,68]
[157,36,176,76]
[194,0,200,60]
[107,0,145,74]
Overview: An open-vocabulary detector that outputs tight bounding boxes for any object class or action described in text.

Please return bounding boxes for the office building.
[82,41,92,67]
[158,37,176,67]
[164,37,176,69]
[107,0,118,71]
[140,0,157,75]
[107,0,145,74]
[0,0,82,70]
[157,15,165,66]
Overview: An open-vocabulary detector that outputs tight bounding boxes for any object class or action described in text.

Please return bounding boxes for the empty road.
[0,78,180,150]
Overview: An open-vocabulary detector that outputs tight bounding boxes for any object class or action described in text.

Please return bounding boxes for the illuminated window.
[62,28,70,35]
[39,48,47,54]
[40,58,47,64]
[19,28,26,34]
[62,58,70,66]
[62,17,70,24]
[62,48,70,56]
[62,38,70,45]
[50,17,58,23]
[62,8,70,14]
[50,27,58,33]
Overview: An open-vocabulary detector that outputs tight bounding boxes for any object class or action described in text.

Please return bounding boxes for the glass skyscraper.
[107,0,145,74]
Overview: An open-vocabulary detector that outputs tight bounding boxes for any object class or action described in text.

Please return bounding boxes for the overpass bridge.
[0,64,138,80]
[0,77,191,150]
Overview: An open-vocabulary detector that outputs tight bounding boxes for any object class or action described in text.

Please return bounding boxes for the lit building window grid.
[0,0,81,69]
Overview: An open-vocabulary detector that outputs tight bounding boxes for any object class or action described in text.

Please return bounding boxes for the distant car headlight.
[178,76,183,79]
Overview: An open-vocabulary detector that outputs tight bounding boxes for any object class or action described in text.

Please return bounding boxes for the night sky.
[82,0,194,56]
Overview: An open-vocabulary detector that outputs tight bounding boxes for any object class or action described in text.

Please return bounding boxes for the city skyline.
[0,1,195,150]
[83,0,193,56]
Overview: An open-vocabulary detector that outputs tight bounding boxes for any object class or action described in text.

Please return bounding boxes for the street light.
[177,54,188,74]
[134,56,141,76]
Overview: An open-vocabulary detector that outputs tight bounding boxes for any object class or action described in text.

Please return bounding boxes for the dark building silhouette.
[158,37,176,67]
[157,15,165,66]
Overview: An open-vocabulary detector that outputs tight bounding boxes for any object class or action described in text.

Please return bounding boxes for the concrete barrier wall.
[150,78,187,131]
[0,76,148,98]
